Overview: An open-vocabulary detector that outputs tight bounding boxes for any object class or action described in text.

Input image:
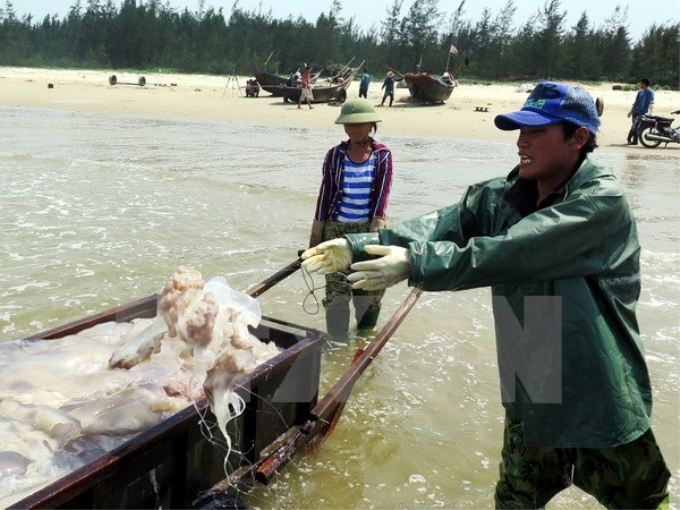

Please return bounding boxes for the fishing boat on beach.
[252,70,290,96]
[279,64,359,104]
[403,72,455,104]
[257,59,361,104]
[252,70,289,87]
[252,55,324,97]
[253,69,324,96]
[384,56,457,104]
[256,68,341,97]
[251,51,294,97]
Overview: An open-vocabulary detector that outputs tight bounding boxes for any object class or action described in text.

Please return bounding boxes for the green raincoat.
[345,159,653,448]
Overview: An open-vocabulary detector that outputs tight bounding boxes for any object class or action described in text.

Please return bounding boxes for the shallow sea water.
[1,105,678,508]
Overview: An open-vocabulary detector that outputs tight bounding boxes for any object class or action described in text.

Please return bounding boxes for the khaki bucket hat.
[334,98,382,124]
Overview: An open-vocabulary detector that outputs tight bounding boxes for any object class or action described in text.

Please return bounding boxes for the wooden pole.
[381,63,405,77]
[246,253,304,298]
[255,286,424,484]
[263,51,273,69]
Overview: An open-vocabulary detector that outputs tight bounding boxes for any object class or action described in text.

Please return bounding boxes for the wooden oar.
[263,51,273,68]
[381,63,404,77]
[255,286,423,485]
[334,56,356,78]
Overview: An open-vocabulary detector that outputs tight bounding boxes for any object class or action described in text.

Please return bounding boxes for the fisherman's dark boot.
[354,293,382,334]
[324,298,351,342]
[356,305,381,333]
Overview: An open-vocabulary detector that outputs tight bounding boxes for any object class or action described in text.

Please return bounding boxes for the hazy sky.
[13,0,679,42]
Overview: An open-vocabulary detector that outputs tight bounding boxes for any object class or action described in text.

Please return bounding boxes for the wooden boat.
[253,70,289,87]
[279,65,359,104]
[8,293,325,509]
[253,69,323,97]
[253,70,292,96]
[255,56,355,98]
[403,72,455,103]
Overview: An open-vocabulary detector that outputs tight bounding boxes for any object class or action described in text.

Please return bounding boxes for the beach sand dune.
[1,66,679,149]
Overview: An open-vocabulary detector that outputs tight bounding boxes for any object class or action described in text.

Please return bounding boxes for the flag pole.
[446,43,459,73]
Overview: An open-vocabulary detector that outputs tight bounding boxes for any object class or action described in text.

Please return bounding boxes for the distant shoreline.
[1,66,679,150]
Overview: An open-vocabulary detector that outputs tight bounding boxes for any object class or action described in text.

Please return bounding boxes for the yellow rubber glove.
[301,239,352,274]
[347,245,410,291]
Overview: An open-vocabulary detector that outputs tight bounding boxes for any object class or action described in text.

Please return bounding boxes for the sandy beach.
[1,66,679,148]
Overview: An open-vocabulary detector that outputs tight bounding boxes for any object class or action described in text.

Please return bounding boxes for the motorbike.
[634,110,680,148]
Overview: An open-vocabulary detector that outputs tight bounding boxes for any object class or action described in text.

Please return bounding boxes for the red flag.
[449,44,459,55]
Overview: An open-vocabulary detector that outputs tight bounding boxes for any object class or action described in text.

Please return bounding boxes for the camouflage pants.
[322,221,384,337]
[495,412,671,509]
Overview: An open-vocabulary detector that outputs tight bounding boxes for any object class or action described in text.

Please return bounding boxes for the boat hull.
[254,70,322,96]
[281,82,349,104]
[404,73,454,103]
[11,295,325,509]
[281,66,357,104]
[253,71,291,96]
[253,71,289,87]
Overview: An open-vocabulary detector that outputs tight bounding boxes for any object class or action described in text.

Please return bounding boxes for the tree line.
[1,0,678,88]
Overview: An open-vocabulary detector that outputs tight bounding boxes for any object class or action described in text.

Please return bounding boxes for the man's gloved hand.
[347,245,410,291]
[648,102,654,115]
[627,109,632,118]
[301,239,352,274]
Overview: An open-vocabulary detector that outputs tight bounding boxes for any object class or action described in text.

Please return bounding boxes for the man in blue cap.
[301,81,670,508]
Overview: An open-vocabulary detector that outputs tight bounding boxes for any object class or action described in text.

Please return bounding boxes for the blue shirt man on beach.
[627,77,655,145]
[359,69,370,99]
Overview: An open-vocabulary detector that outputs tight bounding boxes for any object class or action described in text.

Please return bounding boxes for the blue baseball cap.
[495,81,600,135]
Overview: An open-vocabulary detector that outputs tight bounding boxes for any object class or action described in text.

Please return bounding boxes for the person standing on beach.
[626,77,654,145]
[381,71,397,107]
[358,68,370,98]
[287,70,300,86]
[301,81,671,507]
[307,98,393,341]
[298,65,314,110]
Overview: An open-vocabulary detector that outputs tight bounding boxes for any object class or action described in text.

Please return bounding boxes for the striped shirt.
[337,157,374,222]
[313,139,393,223]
